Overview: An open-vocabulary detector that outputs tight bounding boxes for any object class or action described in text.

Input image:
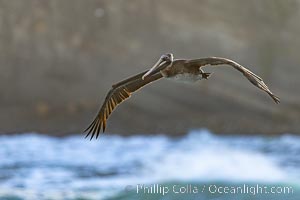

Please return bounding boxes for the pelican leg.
[199,69,211,79]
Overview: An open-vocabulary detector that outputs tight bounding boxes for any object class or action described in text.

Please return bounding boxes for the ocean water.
[0,129,299,200]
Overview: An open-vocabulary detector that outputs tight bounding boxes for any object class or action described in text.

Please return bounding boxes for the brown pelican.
[85,53,280,139]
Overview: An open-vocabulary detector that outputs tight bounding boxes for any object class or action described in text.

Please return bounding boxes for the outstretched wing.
[84,71,163,140]
[187,57,280,103]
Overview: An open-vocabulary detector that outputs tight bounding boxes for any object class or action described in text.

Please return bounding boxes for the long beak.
[142,59,166,80]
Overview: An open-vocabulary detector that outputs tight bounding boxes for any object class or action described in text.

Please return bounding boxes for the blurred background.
[0,0,300,200]
[1,0,300,135]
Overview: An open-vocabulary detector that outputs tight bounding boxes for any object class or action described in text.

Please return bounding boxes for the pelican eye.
[162,57,169,61]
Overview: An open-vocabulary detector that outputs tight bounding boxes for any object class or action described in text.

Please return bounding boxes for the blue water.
[0,129,299,200]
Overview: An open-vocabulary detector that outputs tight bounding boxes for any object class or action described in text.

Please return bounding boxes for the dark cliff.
[1,0,299,136]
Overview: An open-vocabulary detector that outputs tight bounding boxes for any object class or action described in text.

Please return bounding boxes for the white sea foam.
[0,130,299,199]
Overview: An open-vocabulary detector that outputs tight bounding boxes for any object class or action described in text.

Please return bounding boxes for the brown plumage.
[85,54,280,140]
[84,71,164,140]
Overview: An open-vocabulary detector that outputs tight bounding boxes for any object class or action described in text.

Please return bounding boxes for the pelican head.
[142,53,173,80]
[161,53,174,62]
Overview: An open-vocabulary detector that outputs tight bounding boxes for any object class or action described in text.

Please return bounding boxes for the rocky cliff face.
[1,0,299,135]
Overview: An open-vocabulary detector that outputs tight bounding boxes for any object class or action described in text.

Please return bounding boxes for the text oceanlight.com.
[127,184,294,196]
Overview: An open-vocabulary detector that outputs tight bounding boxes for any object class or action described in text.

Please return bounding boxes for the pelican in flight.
[85,53,280,139]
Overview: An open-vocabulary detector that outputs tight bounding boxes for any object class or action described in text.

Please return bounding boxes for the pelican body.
[85,53,280,140]
[161,59,210,83]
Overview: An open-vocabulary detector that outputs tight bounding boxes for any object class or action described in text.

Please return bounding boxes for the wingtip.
[84,131,94,140]
[83,118,99,140]
[84,118,107,140]
[271,94,280,104]
[84,132,90,139]
[84,128,92,139]
[274,97,280,104]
